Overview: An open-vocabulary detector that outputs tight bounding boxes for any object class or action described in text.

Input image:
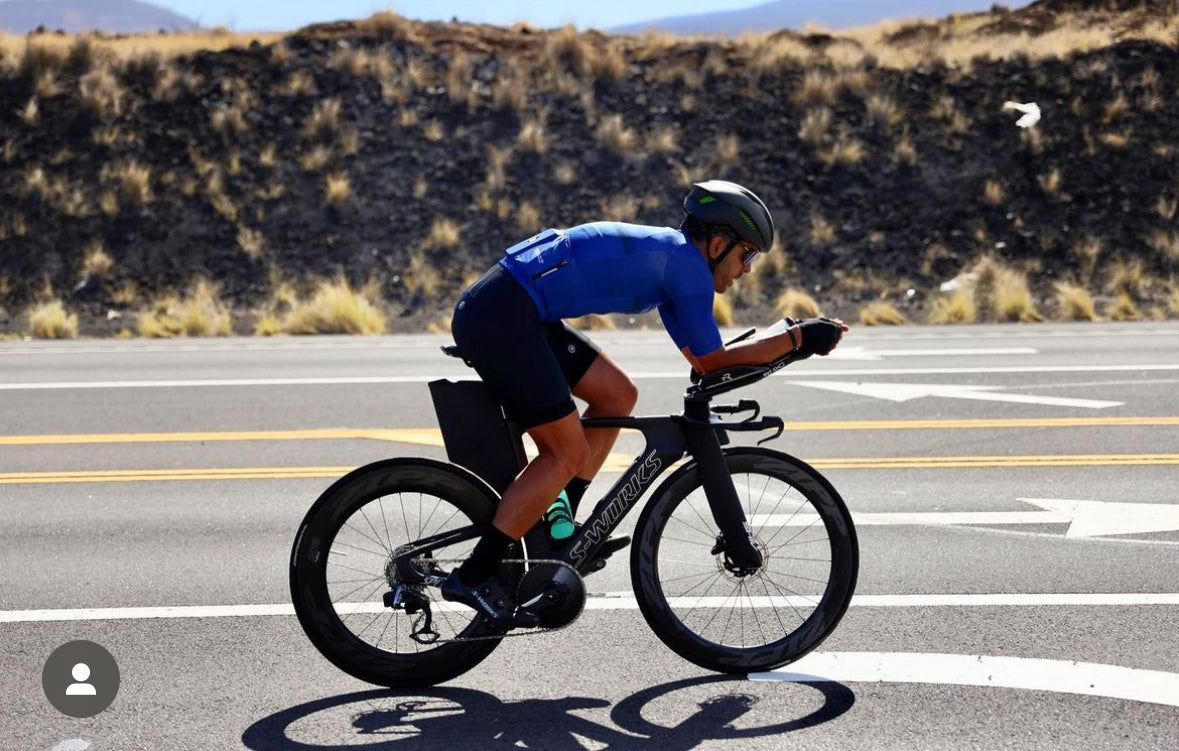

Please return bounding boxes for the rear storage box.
[427,379,525,494]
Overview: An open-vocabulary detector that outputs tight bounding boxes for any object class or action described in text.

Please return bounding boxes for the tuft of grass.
[422,119,445,142]
[799,107,832,147]
[79,65,124,119]
[971,256,1042,322]
[774,289,822,319]
[1038,168,1062,195]
[299,145,332,172]
[859,301,907,325]
[137,279,232,337]
[892,127,917,165]
[1158,194,1178,222]
[809,211,836,245]
[1169,285,1179,318]
[866,94,903,129]
[517,201,542,233]
[554,161,577,185]
[237,227,265,259]
[983,179,1005,206]
[794,69,836,106]
[101,160,152,207]
[567,314,617,331]
[29,300,78,339]
[518,119,549,154]
[424,218,461,250]
[1053,281,1098,321]
[81,243,114,280]
[713,134,740,168]
[324,173,351,205]
[600,194,638,223]
[595,114,637,153]
[403,251,443,299]
[19,97,38,125]
[253,313,282,336]
[1147,230,1179,263]
[646,126,679,154]
[303,98,341,141]
[1106,292,1141,321]
[819,134,866,166]
[713,294,734,327]
[928,289,977,324]
[282,278,387,335]
[280,70,317,97]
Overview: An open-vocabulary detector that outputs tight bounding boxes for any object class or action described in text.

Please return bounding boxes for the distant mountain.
[611,0,1034,35]
[0,0,198,34]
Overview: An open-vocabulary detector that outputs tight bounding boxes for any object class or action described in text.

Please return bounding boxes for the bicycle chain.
[405,558,585,643]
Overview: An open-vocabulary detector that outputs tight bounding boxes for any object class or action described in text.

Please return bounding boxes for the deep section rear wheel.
[631,448,858,673]
[289,458,504,687]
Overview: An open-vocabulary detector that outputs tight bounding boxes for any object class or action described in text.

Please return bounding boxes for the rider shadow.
[242,675,855,751]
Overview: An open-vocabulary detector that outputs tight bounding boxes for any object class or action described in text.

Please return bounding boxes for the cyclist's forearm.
[692,330,796,372]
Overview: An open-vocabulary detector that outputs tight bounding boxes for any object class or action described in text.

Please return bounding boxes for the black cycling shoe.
[523,523,630,571]
[440,570,540,631]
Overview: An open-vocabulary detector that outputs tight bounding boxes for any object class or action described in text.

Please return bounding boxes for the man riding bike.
[442,179,849,629]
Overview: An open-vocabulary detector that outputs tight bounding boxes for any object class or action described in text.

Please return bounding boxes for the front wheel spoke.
[762,514,822,551]
[667,510,716,542]
[759,571,822,611]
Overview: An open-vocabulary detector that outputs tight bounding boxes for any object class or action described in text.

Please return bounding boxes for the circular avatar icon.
[42,641,120,718]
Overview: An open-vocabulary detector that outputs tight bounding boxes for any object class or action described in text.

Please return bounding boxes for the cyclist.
[442,179,848,628]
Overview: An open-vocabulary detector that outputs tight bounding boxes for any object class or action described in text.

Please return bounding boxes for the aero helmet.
[683,180,775,260]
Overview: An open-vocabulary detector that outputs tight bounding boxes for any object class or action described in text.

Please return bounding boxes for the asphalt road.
[2,321,1178,750]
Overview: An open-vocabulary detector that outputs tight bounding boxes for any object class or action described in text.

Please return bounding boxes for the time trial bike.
[289,320,859,687]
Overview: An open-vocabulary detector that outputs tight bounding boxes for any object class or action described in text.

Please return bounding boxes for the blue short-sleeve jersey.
[499,222,722,357]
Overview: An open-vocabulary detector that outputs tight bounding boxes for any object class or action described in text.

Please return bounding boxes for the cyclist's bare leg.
[492,409,590,539]
[571,352,639,481]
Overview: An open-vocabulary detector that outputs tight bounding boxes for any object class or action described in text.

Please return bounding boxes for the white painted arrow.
[792,380,1122,409]
[753,498,1179,539]
[1020,498,1179,538]
[827,347,1037,361]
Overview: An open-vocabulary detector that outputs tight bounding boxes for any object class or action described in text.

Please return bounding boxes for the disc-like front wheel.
[631,448,858,673]
[289,458,504,687]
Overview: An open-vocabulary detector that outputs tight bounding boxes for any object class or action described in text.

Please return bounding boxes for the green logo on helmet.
[697,195,718,204]
[737,208,757,231]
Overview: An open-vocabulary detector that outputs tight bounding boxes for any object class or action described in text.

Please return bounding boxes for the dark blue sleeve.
[661,259,722,357]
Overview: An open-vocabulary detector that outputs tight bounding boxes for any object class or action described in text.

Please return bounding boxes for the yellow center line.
[1,416,1177,447]
[3,454,1178,485]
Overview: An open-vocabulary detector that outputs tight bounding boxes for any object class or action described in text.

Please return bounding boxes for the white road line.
[753,652,1179,708]
[3,593,1177,624]
[4,364,1179,390]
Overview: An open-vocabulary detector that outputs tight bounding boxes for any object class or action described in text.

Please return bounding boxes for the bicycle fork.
[683,411,764,575]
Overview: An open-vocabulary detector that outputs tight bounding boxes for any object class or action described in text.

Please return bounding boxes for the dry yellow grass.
[595,114,637,153]
[970,256,1042,322]
[774,289,822,319]
[403,251,443,299]
[324,173,351,205]
[893,128,918,165]
[568,314,617,331]
[809,211,836,245]
[600,194,638,222]
[859,301,907,326]
[516,201,542,233]
[554,161,577,185]
[928,289,977,324]
[713,294,734,327]
[983,180,1005,206]
[1106,292,1141,321]
[137,279,232,337]
[1169,285,1179,317]
[101,160,152,207]
[819,135,866,166]
[518,119,549,154]
[424,218,462,250]
[1,29,283,64]
[28,299,78,339]
[1053,281,1098,321]
[646,127,679,154]
[237,227,266,259]
[866,94,903,129]
[303,98,341,141]
[253,313,282,336]
[799,108,832,147]
[281,279,387,335]
[81,243,114,280]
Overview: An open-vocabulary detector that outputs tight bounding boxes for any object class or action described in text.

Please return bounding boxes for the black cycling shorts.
[451,264,600,429]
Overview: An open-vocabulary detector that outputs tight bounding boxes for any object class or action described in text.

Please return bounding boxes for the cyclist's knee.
[548,435,590,476]
[616,377,639,414]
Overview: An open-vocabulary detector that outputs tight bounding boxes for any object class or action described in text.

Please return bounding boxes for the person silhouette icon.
[65,663,96,696]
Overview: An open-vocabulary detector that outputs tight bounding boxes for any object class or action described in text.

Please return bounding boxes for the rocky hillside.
[0,0,1177,335]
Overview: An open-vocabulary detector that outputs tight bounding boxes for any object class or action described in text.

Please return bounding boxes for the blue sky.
[154,1,764,31]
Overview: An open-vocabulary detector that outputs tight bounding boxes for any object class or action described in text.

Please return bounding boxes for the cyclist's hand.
[796,317,848,357]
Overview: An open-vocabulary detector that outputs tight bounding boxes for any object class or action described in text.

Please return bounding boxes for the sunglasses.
[740,244,763,267]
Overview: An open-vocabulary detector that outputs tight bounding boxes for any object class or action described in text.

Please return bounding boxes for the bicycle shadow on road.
[241,675,855,750]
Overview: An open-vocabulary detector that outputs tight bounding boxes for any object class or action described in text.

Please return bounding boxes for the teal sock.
[545,491,575,540]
